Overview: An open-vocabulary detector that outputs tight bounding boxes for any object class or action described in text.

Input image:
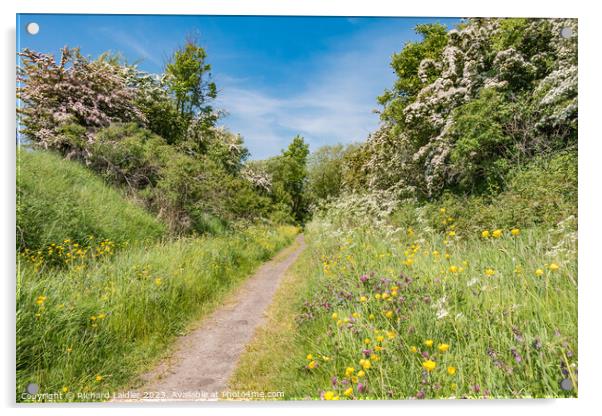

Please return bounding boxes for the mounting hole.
[560,27,573,39]
[26,22,40,35]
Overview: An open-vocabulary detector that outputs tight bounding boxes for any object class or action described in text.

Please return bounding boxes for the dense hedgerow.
[337,18,578,200]
[17,42,309,233]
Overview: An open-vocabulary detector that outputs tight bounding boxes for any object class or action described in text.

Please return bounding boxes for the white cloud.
[98,27,164,67]
[215,24,410,159]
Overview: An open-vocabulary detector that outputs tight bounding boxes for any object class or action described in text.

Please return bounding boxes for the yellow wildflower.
[95,375,103,382]
[447,366,457,376]
[535,268,544,276]
[359,296,368,303]
[438,343,450,353]
[511,228,520,236]
[306,354,313,360]
[484,268,496,277]
[345,367,355,377]
[364,338,371,345]
[492,229,503,238]
[357,370,365,377]
[332,312,338,320]
[424,339,434,348]
[422,360,437,372]
[344,387,353,397]
[324,391,336,400]
[410,346,418,353]
[385,310,394,319]
[308,360,317,369]
[549,263,560,272]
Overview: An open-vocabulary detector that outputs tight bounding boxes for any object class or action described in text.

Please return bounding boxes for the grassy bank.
[17,150,166,251]
[229,153,577,400]
[17,223,298,401]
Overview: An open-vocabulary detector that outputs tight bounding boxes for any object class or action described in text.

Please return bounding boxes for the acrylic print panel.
[16,14,578,402]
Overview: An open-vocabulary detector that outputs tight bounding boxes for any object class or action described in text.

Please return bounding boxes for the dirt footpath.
[117,234,305,402]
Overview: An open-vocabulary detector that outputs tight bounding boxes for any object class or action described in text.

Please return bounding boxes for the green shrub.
[88,123,174,189]
[392,149,577,234]
[16,149,165,251]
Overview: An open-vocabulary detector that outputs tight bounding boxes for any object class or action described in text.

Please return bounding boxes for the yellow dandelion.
[410,346,418,353]
[438,343,450,353]
[376,335,385,343]
[535,268,545,277]
[549,263,560,272]
[385,310,394,319]
[364,338,371,345]
[62,386,69,393]
[357,370,365,377]
[448,265,459,273]
[492,229,503,238]
[447,366,457,375]
[154,277,162,286]
[369,314,375,320]
[344,387,353,397]
[422,360,437,372]
[306,354,313,360]
[345,367,355,377]
[484,268,496,277]
[448,231,456,237]
[359,359,372,370]
[332,312,338,320]
[424,339,434,348]
[359,296,367,303]
[95,375,103,382]
[308,360,317,369]
[511,228,520,236]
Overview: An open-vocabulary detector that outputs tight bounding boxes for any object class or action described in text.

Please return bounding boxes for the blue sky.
[17,14,460,159]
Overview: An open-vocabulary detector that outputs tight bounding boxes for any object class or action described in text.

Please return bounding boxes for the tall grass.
[17,149,165,251]
[17,225,298,401]
[229,154,577,400]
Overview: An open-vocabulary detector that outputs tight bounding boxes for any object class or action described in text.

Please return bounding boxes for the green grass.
[17,149,165,251]
[229,154,577,400]
[17,224,299,402]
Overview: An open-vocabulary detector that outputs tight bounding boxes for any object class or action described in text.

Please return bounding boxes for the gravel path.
[116,235,305,402]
